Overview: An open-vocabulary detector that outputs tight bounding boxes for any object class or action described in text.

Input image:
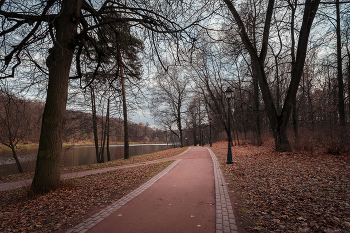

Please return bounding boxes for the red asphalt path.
[90,146,215,233]
[66,147,238,233]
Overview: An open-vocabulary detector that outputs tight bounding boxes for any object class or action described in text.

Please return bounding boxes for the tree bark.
[336,0,345,125]
[11,146,23,173]
[177,107,184,148]
[106,98,111,161]
[252,71,262,145]
[289,0,299,144]
[118,50,129,159]
[31,0,81,194]
[348,56,350,120]
[100,112,105,163]
[91,87,100,163]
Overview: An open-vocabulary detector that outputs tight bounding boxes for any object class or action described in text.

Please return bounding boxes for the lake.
[0,144,174,177]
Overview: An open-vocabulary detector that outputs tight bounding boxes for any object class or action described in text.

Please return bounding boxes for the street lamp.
[225,87,233,164]
[201,128,204,147]
[209,117,212,147]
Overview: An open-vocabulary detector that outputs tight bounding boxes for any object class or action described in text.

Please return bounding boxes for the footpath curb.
[66,159,182,233]
[207,148,238,233]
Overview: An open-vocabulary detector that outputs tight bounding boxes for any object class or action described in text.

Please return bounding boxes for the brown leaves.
[212,141,350,233]
[0,161,172,232]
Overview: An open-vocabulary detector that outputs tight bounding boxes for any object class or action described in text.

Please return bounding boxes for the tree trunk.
[238,79,247,140]
[91,87,100,163]
[336,0,345,125]
[348,57,350,120]
[11,146,23,173]
[177,112,183,148]
[292,104,298,145]
[193,130,197,146]
[252,73,262,145]
[106,98,111,161]
[289,0,299,147]
[118,50,129,159]
[165,131,168,146]
[273,123,291,152]
[100,112,105,163]
[31,0,81,194]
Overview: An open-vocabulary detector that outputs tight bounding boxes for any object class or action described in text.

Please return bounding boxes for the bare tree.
[222,0,321,151]
[151,67,190,147]
[0,90,32,173]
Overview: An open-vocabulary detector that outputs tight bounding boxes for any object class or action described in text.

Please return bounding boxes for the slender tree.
[336,0,345,125]
[151,67,189,147]
[0,91,30,173]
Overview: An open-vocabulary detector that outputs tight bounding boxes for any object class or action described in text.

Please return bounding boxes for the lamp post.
[225,87,233,164]
[201,128,204,147]
[209,117,212,147]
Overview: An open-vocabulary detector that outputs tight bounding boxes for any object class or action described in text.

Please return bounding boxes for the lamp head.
[225,87,233,100]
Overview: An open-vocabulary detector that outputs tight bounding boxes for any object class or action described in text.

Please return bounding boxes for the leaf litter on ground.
[211,141,350,233]
[0,161,173,232]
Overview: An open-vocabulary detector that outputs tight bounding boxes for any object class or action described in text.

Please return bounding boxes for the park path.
[65,147,238,233]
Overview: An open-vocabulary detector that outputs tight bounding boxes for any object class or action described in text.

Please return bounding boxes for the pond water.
[0,144,174,177]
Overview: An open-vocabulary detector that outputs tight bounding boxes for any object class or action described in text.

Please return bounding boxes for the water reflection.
[0,144,173,176]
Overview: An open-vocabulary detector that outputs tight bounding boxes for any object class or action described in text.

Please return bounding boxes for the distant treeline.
[0,93,167,145]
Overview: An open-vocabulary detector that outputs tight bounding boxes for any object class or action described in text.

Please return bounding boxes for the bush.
[143,136,150,143]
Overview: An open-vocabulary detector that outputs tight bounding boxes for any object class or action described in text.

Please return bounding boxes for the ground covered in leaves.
[212,141,350,233]
[0,147,186,183]
[0,161,173,232]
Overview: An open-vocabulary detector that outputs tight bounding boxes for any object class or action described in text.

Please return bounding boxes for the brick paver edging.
[207,148,238,233]
[65,159,182,233]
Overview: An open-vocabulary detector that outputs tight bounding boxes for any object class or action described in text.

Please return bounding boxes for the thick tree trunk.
[273,123,291,152]
[91,87,100,163]
[348,58,350,120]
[292,104,299,145]
[31,0,81,194]
[177,112,183,147]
